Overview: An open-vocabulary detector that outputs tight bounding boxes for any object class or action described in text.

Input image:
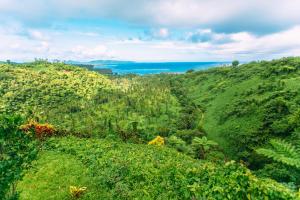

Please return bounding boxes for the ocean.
[93,62,229,75]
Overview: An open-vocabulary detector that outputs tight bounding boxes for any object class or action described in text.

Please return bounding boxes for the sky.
[1,0,300,62]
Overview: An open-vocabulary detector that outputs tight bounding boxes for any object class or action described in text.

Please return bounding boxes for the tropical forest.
[2,0,300,199]
[1,57,300,199]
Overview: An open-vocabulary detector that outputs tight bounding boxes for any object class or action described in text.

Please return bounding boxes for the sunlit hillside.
[1,58,300,199]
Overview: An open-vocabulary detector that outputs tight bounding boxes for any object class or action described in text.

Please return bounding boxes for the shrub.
[174,129,204,144]
[20,120,55,139]
[69,186,87,198]
[148,136,164,146]
[166,136,191,154]
[255,163,300,190]
[0,115,38,199]
[191,136,218,159]
[186,69,195,73]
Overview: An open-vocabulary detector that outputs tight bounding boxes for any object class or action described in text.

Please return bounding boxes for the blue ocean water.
[94,62,229,75]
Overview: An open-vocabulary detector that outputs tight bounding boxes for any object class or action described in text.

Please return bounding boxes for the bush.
[148,136,164,146]
[0,115,38,199]
[174,129,204,144]
[186,69,195,73]
[255,163,300,190]
[166,136,191,153]
[20,120,55,139]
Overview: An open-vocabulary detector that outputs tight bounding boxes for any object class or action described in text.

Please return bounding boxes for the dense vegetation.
[0,115,37,199]
[17,137,297,199]
[1,57,300,199]
[0,62,180,141]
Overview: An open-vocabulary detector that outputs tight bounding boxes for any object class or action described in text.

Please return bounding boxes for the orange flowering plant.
[20,120,55,139]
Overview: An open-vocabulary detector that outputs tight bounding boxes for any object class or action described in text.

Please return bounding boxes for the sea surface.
[94,62,229,75]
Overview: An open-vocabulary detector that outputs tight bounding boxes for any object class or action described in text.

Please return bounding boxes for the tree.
[186,69,195,73]
[256,139,300,169]
[232,60,239,67]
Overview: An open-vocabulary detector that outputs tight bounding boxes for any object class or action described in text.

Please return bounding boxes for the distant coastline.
[67,60,230,75]
[0,59,230,75]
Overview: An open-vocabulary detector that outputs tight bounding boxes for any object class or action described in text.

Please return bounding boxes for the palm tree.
[256,139,300,169]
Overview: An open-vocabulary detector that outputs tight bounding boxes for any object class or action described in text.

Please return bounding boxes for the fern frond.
[256,139,300,169]
[270,139,299,159]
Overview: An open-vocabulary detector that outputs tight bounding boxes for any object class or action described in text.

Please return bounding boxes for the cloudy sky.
[1,0,300,62]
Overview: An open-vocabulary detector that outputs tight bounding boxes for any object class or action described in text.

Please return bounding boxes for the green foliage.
[186,69,195,73]
[256,139,300,169]
[0,63,181,140]
[0,115,38,199]
[255,163,300,191]
[156,57,300,186]
[166,136,191,154]
[17,137,298,200]
[174,129,204,144]
[191,136,218,159]
[164,57,300,162]
[3,57,300,198]
[17,152,91,200]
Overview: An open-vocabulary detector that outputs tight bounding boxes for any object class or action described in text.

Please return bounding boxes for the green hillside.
[1,58,300,199]
[0,62,180,141]
[168,58,300,161]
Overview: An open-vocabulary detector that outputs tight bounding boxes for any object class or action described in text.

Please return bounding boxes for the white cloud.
[0,20,300,62]
[71,45,115,60]
[0,26,114,61]
[144,28,170,39]
[218,26,300,55]
[157,28,169,38]
[27,30,49,41]
[148,25,300,60]
[1,0,300,33]
[80,32,100,37]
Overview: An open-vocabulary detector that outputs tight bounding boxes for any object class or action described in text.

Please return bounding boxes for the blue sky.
[1,0,300,62]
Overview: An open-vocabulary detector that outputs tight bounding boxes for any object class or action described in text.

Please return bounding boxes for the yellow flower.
[69,186,87,198]
[148,136,164,146]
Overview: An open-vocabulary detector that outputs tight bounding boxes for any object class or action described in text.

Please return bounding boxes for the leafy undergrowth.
[17,137,298,200]
[3,58,300,199]
[166,57,300,162]
[0,62,181,140]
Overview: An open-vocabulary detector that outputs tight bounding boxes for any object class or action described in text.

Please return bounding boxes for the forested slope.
[1,58,300,199]
[167,57,300,164]
[0,62,180,141]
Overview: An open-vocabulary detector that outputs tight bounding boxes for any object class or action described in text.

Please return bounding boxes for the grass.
[18,152,94,200]
[17,136,298,200]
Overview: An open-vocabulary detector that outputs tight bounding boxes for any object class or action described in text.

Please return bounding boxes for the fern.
[192,136,218,159]
[256,139,300,169]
